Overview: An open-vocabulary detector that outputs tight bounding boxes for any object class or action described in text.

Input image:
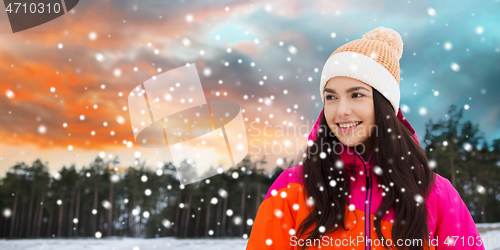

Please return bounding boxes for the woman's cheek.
[329,124,337,135]
[368,122,377,136]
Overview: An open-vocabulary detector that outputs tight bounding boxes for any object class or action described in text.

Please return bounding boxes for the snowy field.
[1,224,500,250]
[0,237,249,250]
[477,223,500,250]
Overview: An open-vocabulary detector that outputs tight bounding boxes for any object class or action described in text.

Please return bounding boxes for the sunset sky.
[1,0,499,177]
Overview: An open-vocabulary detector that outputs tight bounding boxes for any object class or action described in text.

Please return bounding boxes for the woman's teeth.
[339,121,361,128]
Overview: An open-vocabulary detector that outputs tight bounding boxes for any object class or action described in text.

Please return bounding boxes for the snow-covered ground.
[477,223,500,250]
[0,237,249,250]
[1,224,500,250]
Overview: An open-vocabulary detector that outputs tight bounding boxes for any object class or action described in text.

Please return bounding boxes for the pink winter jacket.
[247,108,484,249]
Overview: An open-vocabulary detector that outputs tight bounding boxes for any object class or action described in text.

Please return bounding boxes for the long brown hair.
[295,88,435,250]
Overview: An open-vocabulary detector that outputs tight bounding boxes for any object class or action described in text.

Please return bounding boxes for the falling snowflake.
[156,169,163,176]
[427,7,436,16]
[428,160,437,169]
[38,125,47,134]
[373,166,383,175]
[476,26,484,35]
[203,68,212,76]
[319,152,327,159]
[134,151,141,158]
[5,89,14,99]
[265,239,272,245]
[211,197,218,204]
[102,200,111,209]
[162,219,172,228]
[276,158,283,165]
[246,219,253,226]
[419,107,427,116]
[94,53,104,63]
[218,189,228,198]
[233,216,241,225]
[89,32,97,40]
[477,185,486,194]
[3,208,12,218]
[329,180,337,187]
[414,194,424,204]
[116,116,125,124]
[307,197,315,206]
[335,160,343,169]
[182,38,191,46]
[444,42,452,51]
[110,175,119,183]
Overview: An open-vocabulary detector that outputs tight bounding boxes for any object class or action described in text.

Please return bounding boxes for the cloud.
[1,0,499,175]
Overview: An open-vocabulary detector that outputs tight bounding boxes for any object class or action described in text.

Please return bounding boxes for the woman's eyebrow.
[323,86,370,94]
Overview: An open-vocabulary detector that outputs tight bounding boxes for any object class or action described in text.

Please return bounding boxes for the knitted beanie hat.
[320,26,403,114]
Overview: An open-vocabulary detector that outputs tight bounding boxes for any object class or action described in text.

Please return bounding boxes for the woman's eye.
[352,93,364,98]
[326,95,336,100]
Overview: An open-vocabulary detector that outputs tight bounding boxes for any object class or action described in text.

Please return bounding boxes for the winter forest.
[2,105,500,240]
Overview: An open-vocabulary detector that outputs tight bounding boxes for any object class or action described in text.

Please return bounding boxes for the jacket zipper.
[368,167,373,249]
[365,164,371,250]
[356,153,372,250]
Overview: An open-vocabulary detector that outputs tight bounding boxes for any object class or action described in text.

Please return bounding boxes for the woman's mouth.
[337,121,362,132]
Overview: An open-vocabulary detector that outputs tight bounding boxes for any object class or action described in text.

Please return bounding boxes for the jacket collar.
[307,108,420,170]
[337,141,374,170]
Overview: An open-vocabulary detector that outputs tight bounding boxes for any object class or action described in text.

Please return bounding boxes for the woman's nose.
[338,99,352,116]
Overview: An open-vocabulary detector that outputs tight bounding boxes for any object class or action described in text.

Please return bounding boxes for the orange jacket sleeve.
[246,168,301,249]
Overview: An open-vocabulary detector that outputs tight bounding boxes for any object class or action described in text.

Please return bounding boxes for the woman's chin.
[338,139,360,148]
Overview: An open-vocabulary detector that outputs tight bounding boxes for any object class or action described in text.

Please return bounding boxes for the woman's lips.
[337,121,362,133]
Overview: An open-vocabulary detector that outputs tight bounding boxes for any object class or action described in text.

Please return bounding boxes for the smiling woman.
[246,27,484,250]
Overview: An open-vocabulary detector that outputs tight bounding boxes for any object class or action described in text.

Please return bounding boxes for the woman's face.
[323,77,376,149]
